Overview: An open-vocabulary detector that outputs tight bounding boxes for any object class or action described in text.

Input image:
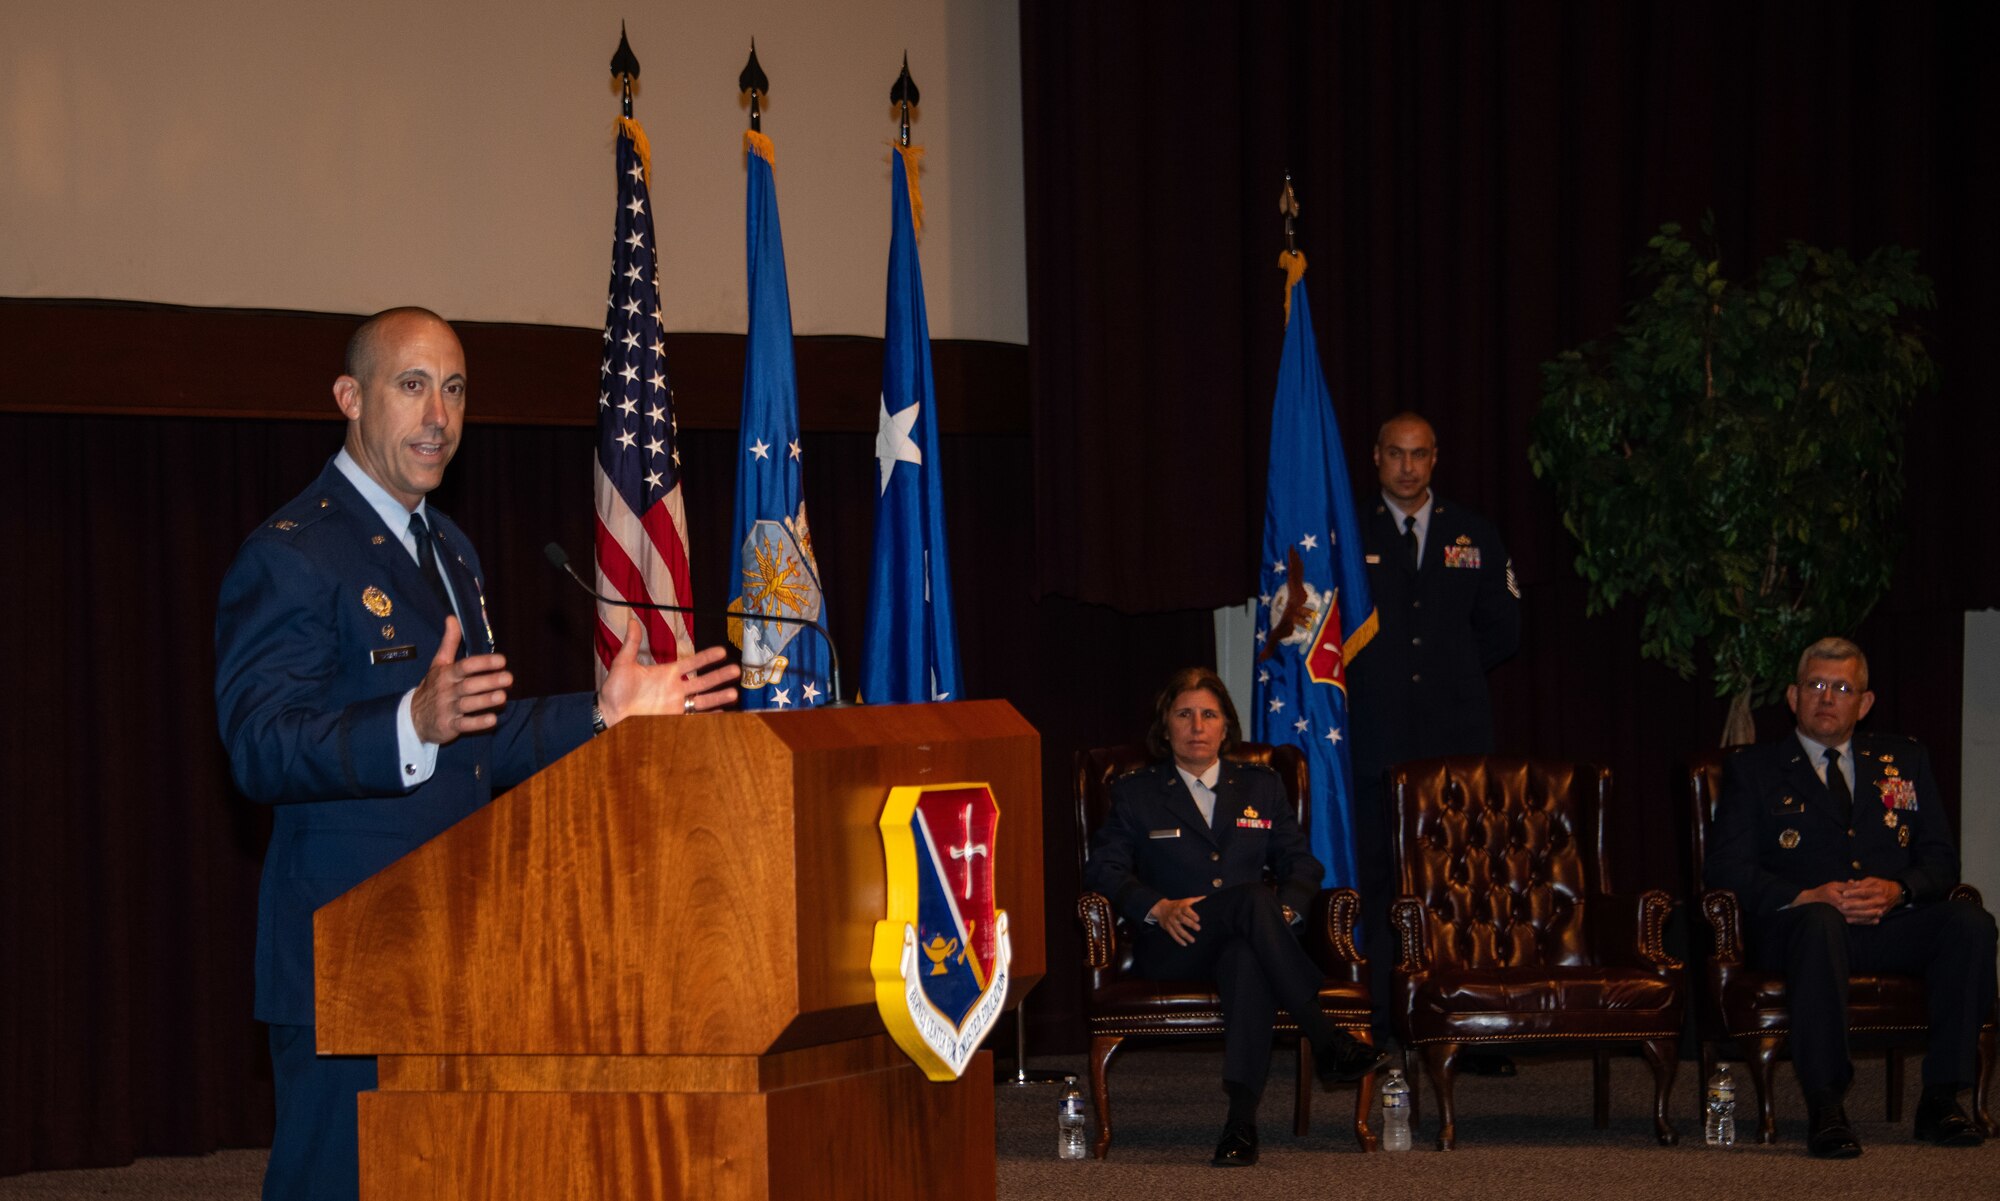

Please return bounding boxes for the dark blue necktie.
[1824,747,1853,828]
[409,511,454,619]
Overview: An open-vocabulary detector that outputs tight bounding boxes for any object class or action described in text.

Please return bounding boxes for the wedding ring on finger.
[683,695,697,716]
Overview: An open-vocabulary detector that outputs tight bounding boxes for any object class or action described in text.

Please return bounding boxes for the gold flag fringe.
[1279,249,1308,324]
[745,129,777,166]
[614,116,654,190]
[891,142,926,238]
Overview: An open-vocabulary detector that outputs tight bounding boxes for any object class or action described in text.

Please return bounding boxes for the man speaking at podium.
[214,307,739,1201]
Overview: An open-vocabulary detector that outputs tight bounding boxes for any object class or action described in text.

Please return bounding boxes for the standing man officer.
[1706,637,1995,1158]
[215,307,739,1201]
[1347,412,1520,1066]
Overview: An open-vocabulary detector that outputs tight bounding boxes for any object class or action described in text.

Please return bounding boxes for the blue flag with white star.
[861,145,962,705]
[1251,259,1377,888]
[728,130,831,709]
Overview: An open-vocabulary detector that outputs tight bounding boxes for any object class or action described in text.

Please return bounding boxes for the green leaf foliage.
[1528,224,1935,713]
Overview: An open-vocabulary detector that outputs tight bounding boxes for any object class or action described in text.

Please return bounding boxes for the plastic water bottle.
[1381,1068,1412,1151]
[1057,1075,1088,1160]
[1704,1064,1737,1147]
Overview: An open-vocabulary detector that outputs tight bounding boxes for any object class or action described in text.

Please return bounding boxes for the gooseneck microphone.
[544,543,847,707]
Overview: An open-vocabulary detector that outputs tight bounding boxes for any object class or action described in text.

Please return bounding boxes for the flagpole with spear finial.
[887,52,926,237]
[740,39,768,133]
[611,21,639,119]
[1279,172,1308,323]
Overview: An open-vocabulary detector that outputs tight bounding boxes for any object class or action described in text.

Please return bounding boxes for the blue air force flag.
[728,130,830,709]
[861,144,962,705]
[1251,260,1377,888]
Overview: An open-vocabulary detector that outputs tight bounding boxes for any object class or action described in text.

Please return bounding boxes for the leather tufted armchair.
[1687,751,1997,1141]
[1075,742,1378,1157]
[1388,756,1685,1149]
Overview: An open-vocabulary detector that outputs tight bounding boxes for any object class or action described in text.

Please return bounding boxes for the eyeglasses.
[1802,679,1859,696]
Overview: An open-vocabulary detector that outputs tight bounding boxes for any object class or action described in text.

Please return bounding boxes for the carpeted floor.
[2,1049,1991,1199]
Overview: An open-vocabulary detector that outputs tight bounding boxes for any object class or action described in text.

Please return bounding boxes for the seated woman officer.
[1085,667,1387,1167]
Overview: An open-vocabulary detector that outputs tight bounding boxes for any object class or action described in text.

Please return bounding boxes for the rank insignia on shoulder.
[361,586,393,618]
[1779,828,1800,849]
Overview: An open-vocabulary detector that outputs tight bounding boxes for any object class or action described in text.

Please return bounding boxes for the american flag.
[593,116,691,673]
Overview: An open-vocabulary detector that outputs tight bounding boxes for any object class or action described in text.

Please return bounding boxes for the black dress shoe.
[1459,1050,1517,1077]
[1913,1093,1984,1147]
[1316,1034,1391,1088]
[1211,1123,1259,1167]
[1807,1100,1863,1159]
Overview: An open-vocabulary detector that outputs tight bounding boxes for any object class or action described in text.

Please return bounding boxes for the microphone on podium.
[543,542,848,707]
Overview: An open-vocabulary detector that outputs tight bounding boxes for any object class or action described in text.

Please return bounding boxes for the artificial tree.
[1530,219,1935,745]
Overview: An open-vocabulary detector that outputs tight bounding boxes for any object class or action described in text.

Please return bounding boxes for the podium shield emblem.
[871,782,1011,1080]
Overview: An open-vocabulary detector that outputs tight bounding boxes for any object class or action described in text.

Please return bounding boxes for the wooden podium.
[314,700,1043,1200]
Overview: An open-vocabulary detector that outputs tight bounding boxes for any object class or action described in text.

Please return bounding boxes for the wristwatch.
[590,695,608,735]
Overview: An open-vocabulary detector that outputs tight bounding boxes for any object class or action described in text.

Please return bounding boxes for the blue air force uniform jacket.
[1705,732,1959,918]
[215,459,593,1027]
[1085,760,1322,939]
[1348,493,1520,781]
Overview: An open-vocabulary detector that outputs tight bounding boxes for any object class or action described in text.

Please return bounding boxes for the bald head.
[1373,412,1438,512]
[344,306,453,384]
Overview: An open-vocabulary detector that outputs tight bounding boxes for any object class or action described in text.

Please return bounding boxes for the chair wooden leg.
[1294,1038,1313,1137]
[1088,1034,1122,1159]
[1639,1037,1681,1146]
[1697,1041,1716,1130]
[1746,1035,1783,1144]
[1421,1042,1462,1150]
[1350,1028,1380,1152]
[1401,1044,1421,1132]
[1592,1046,1611,1130]
[1975,1026,1997,1137]
[1886,1048,1905,1122]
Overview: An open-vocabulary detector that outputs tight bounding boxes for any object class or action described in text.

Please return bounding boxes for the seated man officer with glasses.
[1706,636,1996,1159]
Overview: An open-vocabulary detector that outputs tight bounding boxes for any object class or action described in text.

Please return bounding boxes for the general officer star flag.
[860,143,962,705]
[593,115,692,677]
[1251,254,1377,888]
[728,129,831,709]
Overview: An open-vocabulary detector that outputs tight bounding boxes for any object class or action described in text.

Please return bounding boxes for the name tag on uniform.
[371,645,417,664]
[1364,554,1381,564]
[1148,828,1181,839]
